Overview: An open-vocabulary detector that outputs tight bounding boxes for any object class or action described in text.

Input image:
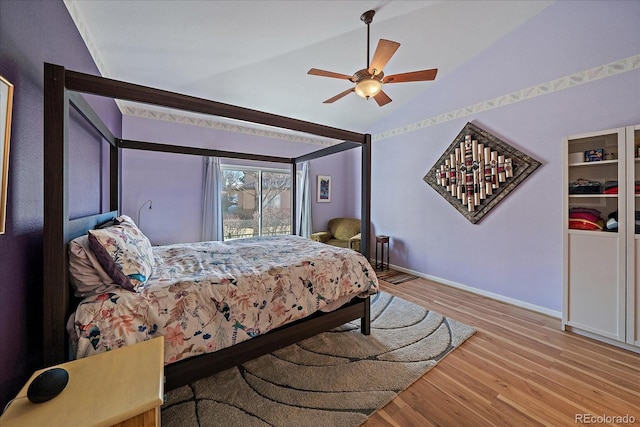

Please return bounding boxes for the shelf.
[569,194,617,198]
[569,159,618,167]
[568,229,618,237]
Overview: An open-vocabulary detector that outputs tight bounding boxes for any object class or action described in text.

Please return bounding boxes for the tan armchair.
[311,218,361,251]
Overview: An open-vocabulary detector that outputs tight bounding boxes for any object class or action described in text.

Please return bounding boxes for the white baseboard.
[383,263,562,320]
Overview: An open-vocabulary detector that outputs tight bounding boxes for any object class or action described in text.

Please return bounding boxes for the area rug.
[161,292,475,427]
[376,269,419,284]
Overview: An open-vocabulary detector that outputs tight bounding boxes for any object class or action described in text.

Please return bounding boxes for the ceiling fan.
[307,9,438,107]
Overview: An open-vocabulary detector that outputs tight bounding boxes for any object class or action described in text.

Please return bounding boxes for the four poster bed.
[43,63,375,390]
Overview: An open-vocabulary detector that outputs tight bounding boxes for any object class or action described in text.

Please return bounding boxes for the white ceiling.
[64,0,552,134]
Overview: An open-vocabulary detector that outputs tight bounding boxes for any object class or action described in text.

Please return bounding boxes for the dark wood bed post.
[110,141,120,212]
[43,64,123,366]
[290,162,297,236]
[43,63,70,367]
[361,134,371,260]
[360,134,372,335]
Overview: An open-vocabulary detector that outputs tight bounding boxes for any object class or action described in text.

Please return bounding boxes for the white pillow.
[69,235,120,297]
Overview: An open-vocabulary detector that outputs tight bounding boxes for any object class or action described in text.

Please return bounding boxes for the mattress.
[70,235,379,364]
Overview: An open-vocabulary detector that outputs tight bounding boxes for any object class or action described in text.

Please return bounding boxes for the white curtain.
[202,157,223,241]
[296,161,312,238]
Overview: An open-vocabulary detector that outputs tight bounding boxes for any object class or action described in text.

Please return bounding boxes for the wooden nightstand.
[1,337,164,427]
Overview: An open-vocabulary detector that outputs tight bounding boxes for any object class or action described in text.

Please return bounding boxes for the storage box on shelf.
[563,125,640,351]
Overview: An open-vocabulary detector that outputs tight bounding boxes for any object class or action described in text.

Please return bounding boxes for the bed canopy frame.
[43,63,372,390]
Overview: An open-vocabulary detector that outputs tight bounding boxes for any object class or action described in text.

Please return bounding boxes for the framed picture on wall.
[0,75,14,235]
[317,175,331,203]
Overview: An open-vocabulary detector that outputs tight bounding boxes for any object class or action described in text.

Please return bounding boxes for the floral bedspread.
[71,235,379,364]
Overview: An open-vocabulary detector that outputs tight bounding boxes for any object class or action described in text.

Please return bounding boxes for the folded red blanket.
[569,211,601,222]
[569,218,605,231]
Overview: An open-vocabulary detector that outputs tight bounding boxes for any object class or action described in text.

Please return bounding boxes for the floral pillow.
[88,219,155,291]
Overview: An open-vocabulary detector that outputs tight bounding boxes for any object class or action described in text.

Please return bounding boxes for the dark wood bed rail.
[63,68,364,144]
[119,138,294,164]
[42,62,374,378]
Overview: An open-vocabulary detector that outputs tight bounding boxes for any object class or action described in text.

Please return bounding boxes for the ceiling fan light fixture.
[355,78,382,99]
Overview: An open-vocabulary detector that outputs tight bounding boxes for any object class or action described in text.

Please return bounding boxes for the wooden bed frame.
[42,63,373,390]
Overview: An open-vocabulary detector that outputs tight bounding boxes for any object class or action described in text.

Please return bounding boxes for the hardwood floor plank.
[403,379,479,425]
[373,397,437,427]
[465,333,637,417]
[425,366,519,426]
[362,277,640,426]
[555,350,640,393]
[457,347,585,425]
[528,371,640,417]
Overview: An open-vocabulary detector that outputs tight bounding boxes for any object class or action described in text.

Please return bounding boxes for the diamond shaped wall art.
[424,122,541,224]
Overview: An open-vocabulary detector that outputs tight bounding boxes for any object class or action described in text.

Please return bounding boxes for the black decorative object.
[424,122,541,224]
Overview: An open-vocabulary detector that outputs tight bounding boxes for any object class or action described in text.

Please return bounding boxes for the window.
[221,166,292,240]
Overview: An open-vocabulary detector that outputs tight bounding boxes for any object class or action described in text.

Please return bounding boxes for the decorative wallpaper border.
[373,54,640,141]
[121,105,339,147]
[117,54,640,146]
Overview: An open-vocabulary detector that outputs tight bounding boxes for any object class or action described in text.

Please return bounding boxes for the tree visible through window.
[222,167,291,240]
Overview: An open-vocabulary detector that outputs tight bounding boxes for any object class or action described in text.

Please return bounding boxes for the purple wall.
[367,1,640,312]
[121,115,359,244]
[0,0,121,407]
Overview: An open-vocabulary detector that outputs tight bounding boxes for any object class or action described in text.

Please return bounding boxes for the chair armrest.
[311,231,331,243]
[349,233,361,251]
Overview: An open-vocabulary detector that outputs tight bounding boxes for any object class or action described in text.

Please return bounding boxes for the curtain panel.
[297,161,312,238]
[202,157,223,241]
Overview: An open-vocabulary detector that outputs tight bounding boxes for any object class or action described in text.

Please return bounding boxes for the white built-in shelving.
[562,125,640,350]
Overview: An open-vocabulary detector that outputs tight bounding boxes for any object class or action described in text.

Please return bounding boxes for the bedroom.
[1,0,639,424]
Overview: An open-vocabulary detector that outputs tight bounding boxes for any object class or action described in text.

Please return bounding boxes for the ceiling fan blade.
[373,90,392,107]
[368,39,400,75]
[308,68,354,80]
[383,68,438,84]
[323,88,355,104]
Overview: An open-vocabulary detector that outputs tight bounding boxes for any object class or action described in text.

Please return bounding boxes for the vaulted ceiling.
[64,0,552,134]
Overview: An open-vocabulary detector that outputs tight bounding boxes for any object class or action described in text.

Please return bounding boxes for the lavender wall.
[121,115,358,244]
[367,1,640,312]
[309,150,360,234]
[0,0,121,407]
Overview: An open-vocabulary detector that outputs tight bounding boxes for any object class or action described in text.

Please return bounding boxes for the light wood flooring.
[363,276,640,426]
